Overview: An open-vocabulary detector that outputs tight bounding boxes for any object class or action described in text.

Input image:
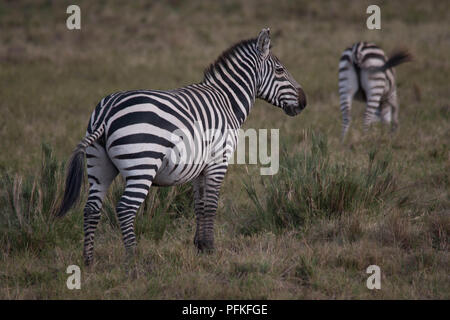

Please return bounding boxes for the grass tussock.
[240,131,396,235]
[0,143,70,254]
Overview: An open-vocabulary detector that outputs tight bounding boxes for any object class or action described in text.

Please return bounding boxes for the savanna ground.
[0,0,449,299]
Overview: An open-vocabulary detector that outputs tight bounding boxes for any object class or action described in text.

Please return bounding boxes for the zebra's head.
[255,28,307,116]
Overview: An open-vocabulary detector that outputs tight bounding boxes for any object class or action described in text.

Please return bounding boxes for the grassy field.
[0,0,449,299]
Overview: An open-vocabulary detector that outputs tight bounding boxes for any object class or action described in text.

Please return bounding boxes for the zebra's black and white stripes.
[56,28,307,266]
[338,42,411,140]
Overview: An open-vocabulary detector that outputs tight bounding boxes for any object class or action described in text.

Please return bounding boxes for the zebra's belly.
[153,154,206,186]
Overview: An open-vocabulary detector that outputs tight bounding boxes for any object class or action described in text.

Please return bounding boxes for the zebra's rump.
[352,42,387,70]
[339,42,393,103]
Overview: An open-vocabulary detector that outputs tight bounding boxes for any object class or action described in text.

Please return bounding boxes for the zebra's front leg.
[193,170,223,253]
[201,185,220,252]
[193,174,205,249]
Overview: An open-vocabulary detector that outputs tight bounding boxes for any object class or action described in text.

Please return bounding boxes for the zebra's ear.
[256,28,270,59]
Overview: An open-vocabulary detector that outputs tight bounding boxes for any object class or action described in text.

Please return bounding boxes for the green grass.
[0,0,449,299]
[240,131,397,235]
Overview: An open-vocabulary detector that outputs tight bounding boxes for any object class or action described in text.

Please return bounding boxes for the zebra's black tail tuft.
[380,50,413,71]
[55,146,86,217]
[55,124,105,218]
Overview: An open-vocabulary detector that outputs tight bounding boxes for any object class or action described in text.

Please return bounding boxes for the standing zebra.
[56,28,307,266]
[338,42,411,140]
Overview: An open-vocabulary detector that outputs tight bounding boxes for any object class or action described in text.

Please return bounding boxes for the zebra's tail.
[55,123,105,217]
[371,50,413,72]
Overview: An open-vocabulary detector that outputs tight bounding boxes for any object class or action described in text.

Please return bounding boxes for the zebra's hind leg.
[83,142,118,267]
[115,173,155,265]
[193,165,225,253]
[379,100,393,136]
[360,70,386,132]
[388,91,399,132]
[380,102,392,125]
[338,59,359,141]
[363,105,382,133]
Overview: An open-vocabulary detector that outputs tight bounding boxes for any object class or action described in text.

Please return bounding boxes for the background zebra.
[338,42,411,140]
[56,28,307,266]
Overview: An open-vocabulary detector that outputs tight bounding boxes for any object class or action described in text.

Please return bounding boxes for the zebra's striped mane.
[203,38,257,79]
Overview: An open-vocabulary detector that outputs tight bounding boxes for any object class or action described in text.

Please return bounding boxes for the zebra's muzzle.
[283,102,303,116]
[283,88,307,117]
[298,87,307,110]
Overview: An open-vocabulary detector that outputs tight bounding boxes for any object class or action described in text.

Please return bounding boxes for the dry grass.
[0,0,449,299]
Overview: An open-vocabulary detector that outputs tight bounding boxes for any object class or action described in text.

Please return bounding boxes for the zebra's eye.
[275,67,284,74]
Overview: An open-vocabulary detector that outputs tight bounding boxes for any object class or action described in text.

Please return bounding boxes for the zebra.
[56,28,307,266]
[338,42,411,140]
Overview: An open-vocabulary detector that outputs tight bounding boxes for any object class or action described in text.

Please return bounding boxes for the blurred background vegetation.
[0,0,448,299]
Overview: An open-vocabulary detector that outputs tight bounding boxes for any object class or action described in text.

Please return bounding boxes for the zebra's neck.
[202,39,259,128]
[201,77,256,128]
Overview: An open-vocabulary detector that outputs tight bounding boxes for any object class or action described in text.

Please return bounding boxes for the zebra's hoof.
[84,257,93,268]
[195,239,215,254]
[125,246,137,260]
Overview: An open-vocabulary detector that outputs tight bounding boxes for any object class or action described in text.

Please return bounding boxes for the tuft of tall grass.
[241,131,397,235]
[0,143,72,255]
[136,183,193,242]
